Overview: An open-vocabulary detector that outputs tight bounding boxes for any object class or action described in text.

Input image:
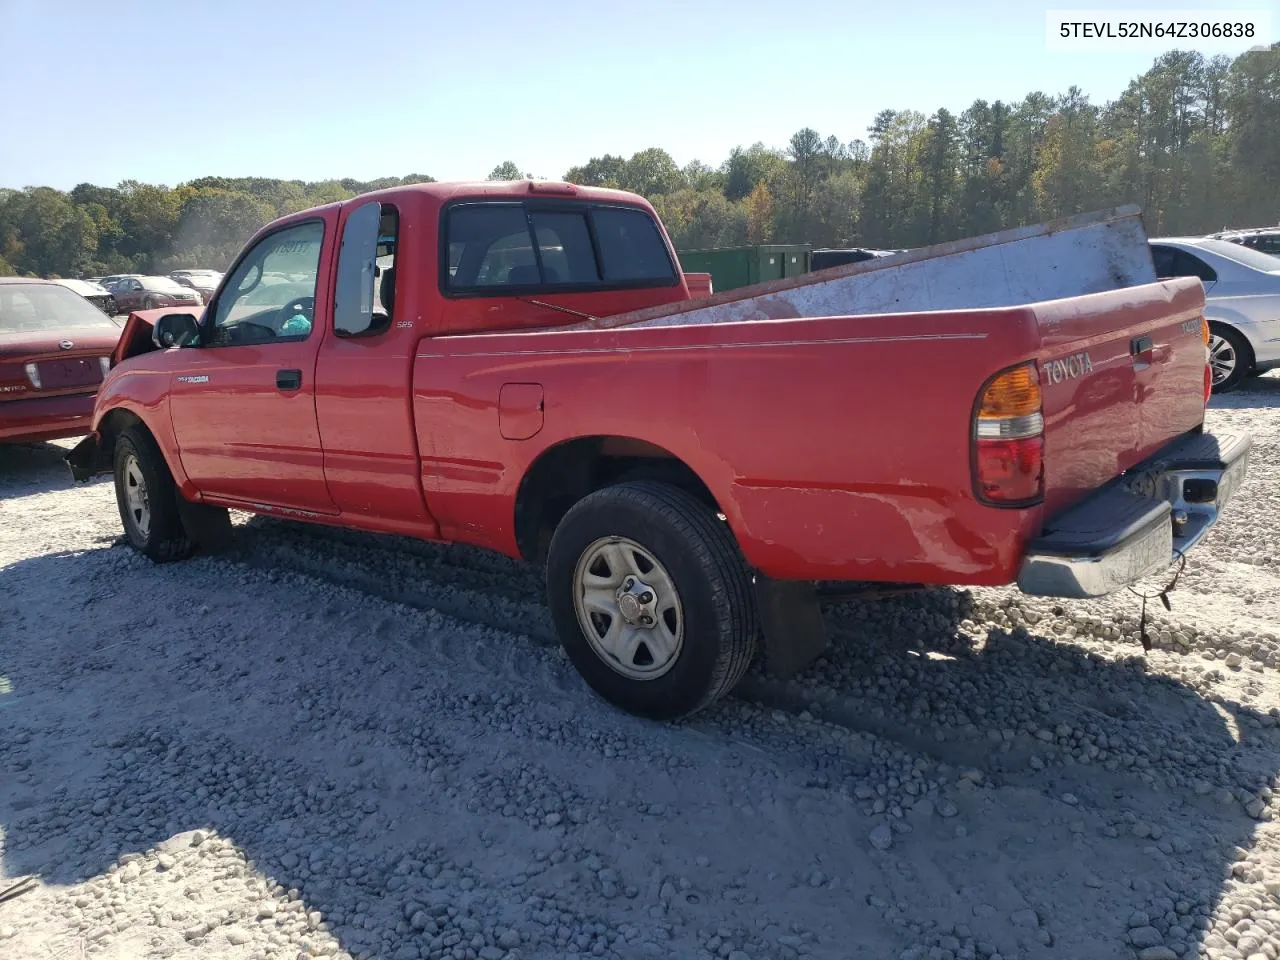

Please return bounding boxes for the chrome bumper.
[1017,429,1250,599]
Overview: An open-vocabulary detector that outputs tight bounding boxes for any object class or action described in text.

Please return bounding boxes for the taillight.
[973,361,1044,505]
[0,362,28,394]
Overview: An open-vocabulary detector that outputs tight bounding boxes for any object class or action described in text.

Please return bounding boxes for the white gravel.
[2,372,1280,960]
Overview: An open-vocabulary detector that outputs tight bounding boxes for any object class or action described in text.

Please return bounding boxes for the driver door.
[167,217,338,514]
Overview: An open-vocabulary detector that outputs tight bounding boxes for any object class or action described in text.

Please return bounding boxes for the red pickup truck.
[67,180,1250,720]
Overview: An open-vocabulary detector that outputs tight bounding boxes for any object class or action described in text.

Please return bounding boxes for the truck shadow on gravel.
[0,441,95,497]
[3,535,1280,960]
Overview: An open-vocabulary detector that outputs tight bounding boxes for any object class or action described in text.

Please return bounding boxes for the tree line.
[1,47,1276,280]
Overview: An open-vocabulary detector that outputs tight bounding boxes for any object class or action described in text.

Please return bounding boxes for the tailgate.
[1032,277,1208,516]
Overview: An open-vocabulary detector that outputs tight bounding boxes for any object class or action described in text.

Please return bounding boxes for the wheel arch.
[513,434,725,566]
[93,406,193,495]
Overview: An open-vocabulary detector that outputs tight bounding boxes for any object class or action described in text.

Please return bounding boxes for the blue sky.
[1,0,1272,190]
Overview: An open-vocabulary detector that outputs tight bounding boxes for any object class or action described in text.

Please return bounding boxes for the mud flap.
[176,497,234,553]
[752,575,829,679]
[65,433,106,482]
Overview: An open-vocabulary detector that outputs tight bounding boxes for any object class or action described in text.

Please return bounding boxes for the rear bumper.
[1017,429,1251,599]
[0,393,96,444]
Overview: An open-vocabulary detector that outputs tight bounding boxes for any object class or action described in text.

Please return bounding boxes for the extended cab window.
[210,220,324,346]
[443,201,676,295]
[334,202,399,337]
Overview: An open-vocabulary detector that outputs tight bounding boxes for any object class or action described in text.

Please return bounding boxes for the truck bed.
[553,205,1158,330]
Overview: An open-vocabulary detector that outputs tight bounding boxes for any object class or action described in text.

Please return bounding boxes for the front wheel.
[113,426,195,563]
[1209,323,1253,393]
[545,481,757,721]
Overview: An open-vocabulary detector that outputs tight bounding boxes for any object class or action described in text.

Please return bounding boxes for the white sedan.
[1149,237,1280,392]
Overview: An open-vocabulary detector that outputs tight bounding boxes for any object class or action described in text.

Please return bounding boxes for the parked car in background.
[1149,237,1280,391]
[111,276,203,313]
[1,277,123,443]
[51,278,118,316]
[811,247,903,271]
[1207,227,1280,256]
[171,270,222,303]
[100,274,142,292]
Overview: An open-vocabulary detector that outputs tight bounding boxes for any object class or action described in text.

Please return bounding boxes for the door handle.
[276,368,302,391]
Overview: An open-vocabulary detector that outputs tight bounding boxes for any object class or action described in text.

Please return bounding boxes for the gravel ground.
[2,373,1280,960]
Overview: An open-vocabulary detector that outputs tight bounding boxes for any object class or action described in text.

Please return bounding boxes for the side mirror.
[152,312,201,349]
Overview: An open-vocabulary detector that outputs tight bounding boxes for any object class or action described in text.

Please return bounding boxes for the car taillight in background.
[972,360,1044,506]
[0,362,30,394]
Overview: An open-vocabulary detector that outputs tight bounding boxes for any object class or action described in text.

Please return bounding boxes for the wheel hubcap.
[572,537,684,681]
[1209,334,1236,386]
[123,454,151,538]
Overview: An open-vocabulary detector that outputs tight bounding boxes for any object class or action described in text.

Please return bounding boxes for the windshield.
[1197,239,1280,273]
[243,281,311,306]
[0,284,119,334]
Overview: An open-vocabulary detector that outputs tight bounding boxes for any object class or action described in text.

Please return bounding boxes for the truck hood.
[111,308,204,367]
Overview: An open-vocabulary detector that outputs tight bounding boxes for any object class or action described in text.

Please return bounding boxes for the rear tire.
[1209,323,1253,394]
[113,426,195,563]
[545,481,757,721]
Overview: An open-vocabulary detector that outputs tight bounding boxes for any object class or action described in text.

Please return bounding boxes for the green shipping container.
[677,244,812,292]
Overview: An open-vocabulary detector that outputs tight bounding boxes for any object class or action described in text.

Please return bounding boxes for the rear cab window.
[441,200,677,295]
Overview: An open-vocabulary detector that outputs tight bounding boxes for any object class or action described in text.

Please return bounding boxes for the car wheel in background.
[1209,323,1253,394]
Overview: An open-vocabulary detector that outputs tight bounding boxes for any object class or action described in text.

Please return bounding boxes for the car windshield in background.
[146,278,192,293]
[1201,239,1280,273]
[0,284,119,334]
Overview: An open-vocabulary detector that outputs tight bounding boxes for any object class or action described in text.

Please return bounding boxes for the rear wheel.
[545,481,757,721]
[1209,323,1253,393]
[113,426,194,563]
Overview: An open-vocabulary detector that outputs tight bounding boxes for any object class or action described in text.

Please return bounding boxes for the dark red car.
[1,278,124,444]
[111,275,203,313]
[171,270,222,303]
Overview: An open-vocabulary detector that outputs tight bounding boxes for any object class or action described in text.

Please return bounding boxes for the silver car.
[1149,237,1280,392]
